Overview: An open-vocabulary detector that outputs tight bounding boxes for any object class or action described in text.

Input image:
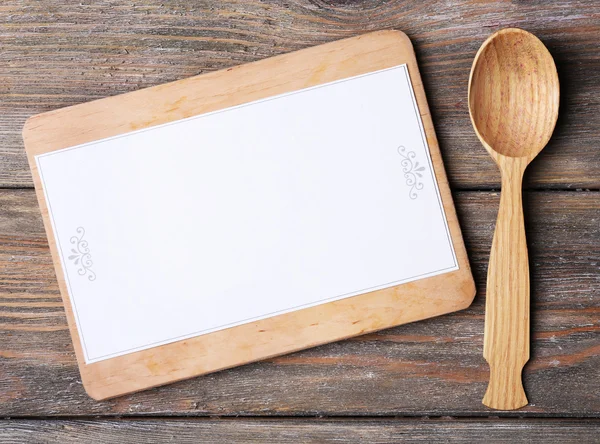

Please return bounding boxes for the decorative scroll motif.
[68,227,96,281]
[397,146,425,199]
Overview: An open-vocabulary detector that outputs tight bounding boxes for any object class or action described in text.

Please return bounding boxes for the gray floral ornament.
[68,227,96,281]
[397,146,425,199]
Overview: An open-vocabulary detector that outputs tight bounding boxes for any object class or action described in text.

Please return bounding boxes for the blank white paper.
[37,64,458,364]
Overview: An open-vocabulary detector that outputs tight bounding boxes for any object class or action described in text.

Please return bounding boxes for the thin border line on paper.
[36,64,459,364]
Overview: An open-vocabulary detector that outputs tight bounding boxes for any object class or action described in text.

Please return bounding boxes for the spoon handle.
[483,157,530,410]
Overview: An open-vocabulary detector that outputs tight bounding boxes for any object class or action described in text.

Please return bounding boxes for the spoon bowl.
[469,28,559,160]
[468,28,559,411]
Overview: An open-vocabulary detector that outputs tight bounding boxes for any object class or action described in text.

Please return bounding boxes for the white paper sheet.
[36,64,458,364]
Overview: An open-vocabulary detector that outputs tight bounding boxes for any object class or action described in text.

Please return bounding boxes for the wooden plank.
[1,0,599,189]
[0,190,598,416]
[1,419,600,443]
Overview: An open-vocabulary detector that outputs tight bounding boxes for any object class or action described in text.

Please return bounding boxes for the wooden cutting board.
[22,30,475,400]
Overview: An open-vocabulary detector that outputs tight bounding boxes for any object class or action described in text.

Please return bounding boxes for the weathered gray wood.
[1,0,599,188]
[0,190,597,416]
[1,418,600,443]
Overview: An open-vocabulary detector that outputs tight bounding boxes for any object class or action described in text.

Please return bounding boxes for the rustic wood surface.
[1,0,599,442]
[1,419,600,444]
[1,0,599,190]
[1,191,598,417]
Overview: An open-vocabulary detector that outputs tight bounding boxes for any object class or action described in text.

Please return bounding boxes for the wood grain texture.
[1,1,599,437]
[482,157,531,409]
[0,190,597,417]
[469,28,560,410]
[2,418,600,443]
[0,0,599,189]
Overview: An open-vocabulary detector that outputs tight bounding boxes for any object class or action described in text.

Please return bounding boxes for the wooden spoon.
[468,28,559,410]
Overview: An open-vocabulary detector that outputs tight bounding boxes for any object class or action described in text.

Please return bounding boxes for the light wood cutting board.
[22,30,475,400]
